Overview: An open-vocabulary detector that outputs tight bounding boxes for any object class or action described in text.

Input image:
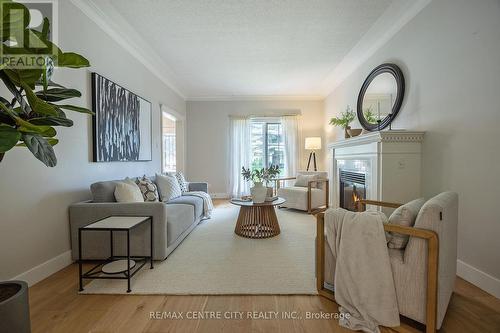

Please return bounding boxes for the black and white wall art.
[91,73,152,162]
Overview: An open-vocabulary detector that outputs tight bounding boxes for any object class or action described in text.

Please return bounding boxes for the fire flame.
[352,191,361,203]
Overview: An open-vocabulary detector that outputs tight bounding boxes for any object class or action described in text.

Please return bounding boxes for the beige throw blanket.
[184,191,214,219]
[325,208,399,333]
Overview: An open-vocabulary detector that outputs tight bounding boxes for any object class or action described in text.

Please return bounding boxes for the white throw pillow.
[114,181,144,203]
[387,198,426,249]
[294,174,318,188]
[155,173,182,202]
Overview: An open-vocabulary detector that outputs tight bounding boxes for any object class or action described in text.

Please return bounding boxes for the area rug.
[80,205,317,295]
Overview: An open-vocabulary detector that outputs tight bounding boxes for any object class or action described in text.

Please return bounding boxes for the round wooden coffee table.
[230,198,286,239]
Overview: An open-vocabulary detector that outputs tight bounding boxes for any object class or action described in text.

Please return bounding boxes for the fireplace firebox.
[339,170,366,212]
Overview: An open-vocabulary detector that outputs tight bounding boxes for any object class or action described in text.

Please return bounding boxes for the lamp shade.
[305,137,322,150]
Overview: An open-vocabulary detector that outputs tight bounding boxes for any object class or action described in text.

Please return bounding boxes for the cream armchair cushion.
[277,171,328,212]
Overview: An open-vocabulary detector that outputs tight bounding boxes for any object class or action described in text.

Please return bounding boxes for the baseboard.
[211,193,230,199]
[12,250,73,287]
[457,259,500,299]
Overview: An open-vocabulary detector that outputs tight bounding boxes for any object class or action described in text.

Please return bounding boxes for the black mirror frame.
[357,63,405,131]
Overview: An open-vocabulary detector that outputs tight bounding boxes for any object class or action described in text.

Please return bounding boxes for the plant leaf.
[0,125,21,153]
[4,68,43,88]
[21,133,57,167]
[57,104,94,114]
[56,52,90,68]
[22,83,58,116]
[30,116,73,127]
[36,88,81,102]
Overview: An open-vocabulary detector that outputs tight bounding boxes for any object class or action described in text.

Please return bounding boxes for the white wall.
[186,100,324,196]
[323,0,500,292]
[0,1,185,281]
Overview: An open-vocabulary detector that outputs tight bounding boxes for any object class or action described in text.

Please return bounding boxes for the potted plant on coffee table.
[241,165,281,203]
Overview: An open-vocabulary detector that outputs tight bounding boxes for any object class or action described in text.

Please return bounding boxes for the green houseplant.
[241,165,280,203]
[329,105,357,138]
[0,4,91,329]
[0,0,92,167]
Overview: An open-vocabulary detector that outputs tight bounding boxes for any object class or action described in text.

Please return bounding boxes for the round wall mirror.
[357,63,405,131]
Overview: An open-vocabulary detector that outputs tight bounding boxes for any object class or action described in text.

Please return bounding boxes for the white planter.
[251,182,267,203]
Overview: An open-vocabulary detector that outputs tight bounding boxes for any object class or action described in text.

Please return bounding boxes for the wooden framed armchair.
[274,171,329,214]
[316,192,458,333]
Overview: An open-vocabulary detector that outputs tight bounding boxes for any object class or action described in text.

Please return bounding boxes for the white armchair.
[275,171,329,214]
[316,192,459,332]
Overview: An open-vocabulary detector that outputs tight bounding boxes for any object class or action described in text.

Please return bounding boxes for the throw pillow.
[136,176,159,202]
[155,173,182,202]
[387,198,426,249]
[174,172,189,193]
[114,181,144,203]
[294,174,318,188]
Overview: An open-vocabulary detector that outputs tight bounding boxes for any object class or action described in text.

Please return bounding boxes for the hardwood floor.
[29,265,500,333]
[28,200,500,332]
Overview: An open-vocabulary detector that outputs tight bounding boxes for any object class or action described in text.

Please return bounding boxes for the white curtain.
[282,115,300,177]
[229,117,251,197]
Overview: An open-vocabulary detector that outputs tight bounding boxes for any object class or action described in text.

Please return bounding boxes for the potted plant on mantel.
[0,1,91,332]
[329,105,362,139]
[241,165,281,203]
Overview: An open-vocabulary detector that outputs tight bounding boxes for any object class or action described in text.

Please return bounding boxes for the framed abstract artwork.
[91,73,152,162]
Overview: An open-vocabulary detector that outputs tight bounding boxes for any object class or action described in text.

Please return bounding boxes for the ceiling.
[87,0,412,99]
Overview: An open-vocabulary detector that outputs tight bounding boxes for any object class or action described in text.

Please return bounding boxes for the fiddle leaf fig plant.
[0,0,92,167]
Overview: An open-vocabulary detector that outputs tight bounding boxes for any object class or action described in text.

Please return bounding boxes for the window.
[162,112,176,172]
[250,119,284,175]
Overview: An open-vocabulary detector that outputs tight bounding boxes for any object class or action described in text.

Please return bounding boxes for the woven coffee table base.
[234,205,281,239]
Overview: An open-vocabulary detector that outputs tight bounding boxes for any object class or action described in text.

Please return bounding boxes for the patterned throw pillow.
[174,172,189,193]
[155,173,182,202]
[135,176,159,202]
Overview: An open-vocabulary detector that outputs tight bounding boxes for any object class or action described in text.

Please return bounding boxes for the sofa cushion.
[173,172,189,193]
[156,173,182,201]
[136,176,159,202]
[165,204,195,246]
[91,181,120,202]
[167,195,204,218]
[114,181,144,203]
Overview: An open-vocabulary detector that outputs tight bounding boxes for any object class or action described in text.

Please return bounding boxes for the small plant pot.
[347,128,363,137]
[344,126,351,139]
[0,281,31,333]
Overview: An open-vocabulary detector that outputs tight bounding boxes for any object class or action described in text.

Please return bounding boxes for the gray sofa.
[69,176,208,261]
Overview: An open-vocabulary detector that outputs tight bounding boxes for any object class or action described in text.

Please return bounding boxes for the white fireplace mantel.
[327,130,425,210]
[328,130,425,150]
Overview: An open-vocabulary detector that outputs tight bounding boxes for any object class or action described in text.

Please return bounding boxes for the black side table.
[78,216,153,293]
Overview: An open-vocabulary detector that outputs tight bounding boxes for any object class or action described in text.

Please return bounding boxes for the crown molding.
[186,95,324,102]
[319,0,433,97]
[70,0,432,101]
[69,0,186,100]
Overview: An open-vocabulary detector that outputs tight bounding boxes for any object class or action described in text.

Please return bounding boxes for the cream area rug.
[80,205,317,295]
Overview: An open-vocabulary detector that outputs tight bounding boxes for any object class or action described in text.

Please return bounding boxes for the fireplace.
[339,170,366,212]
